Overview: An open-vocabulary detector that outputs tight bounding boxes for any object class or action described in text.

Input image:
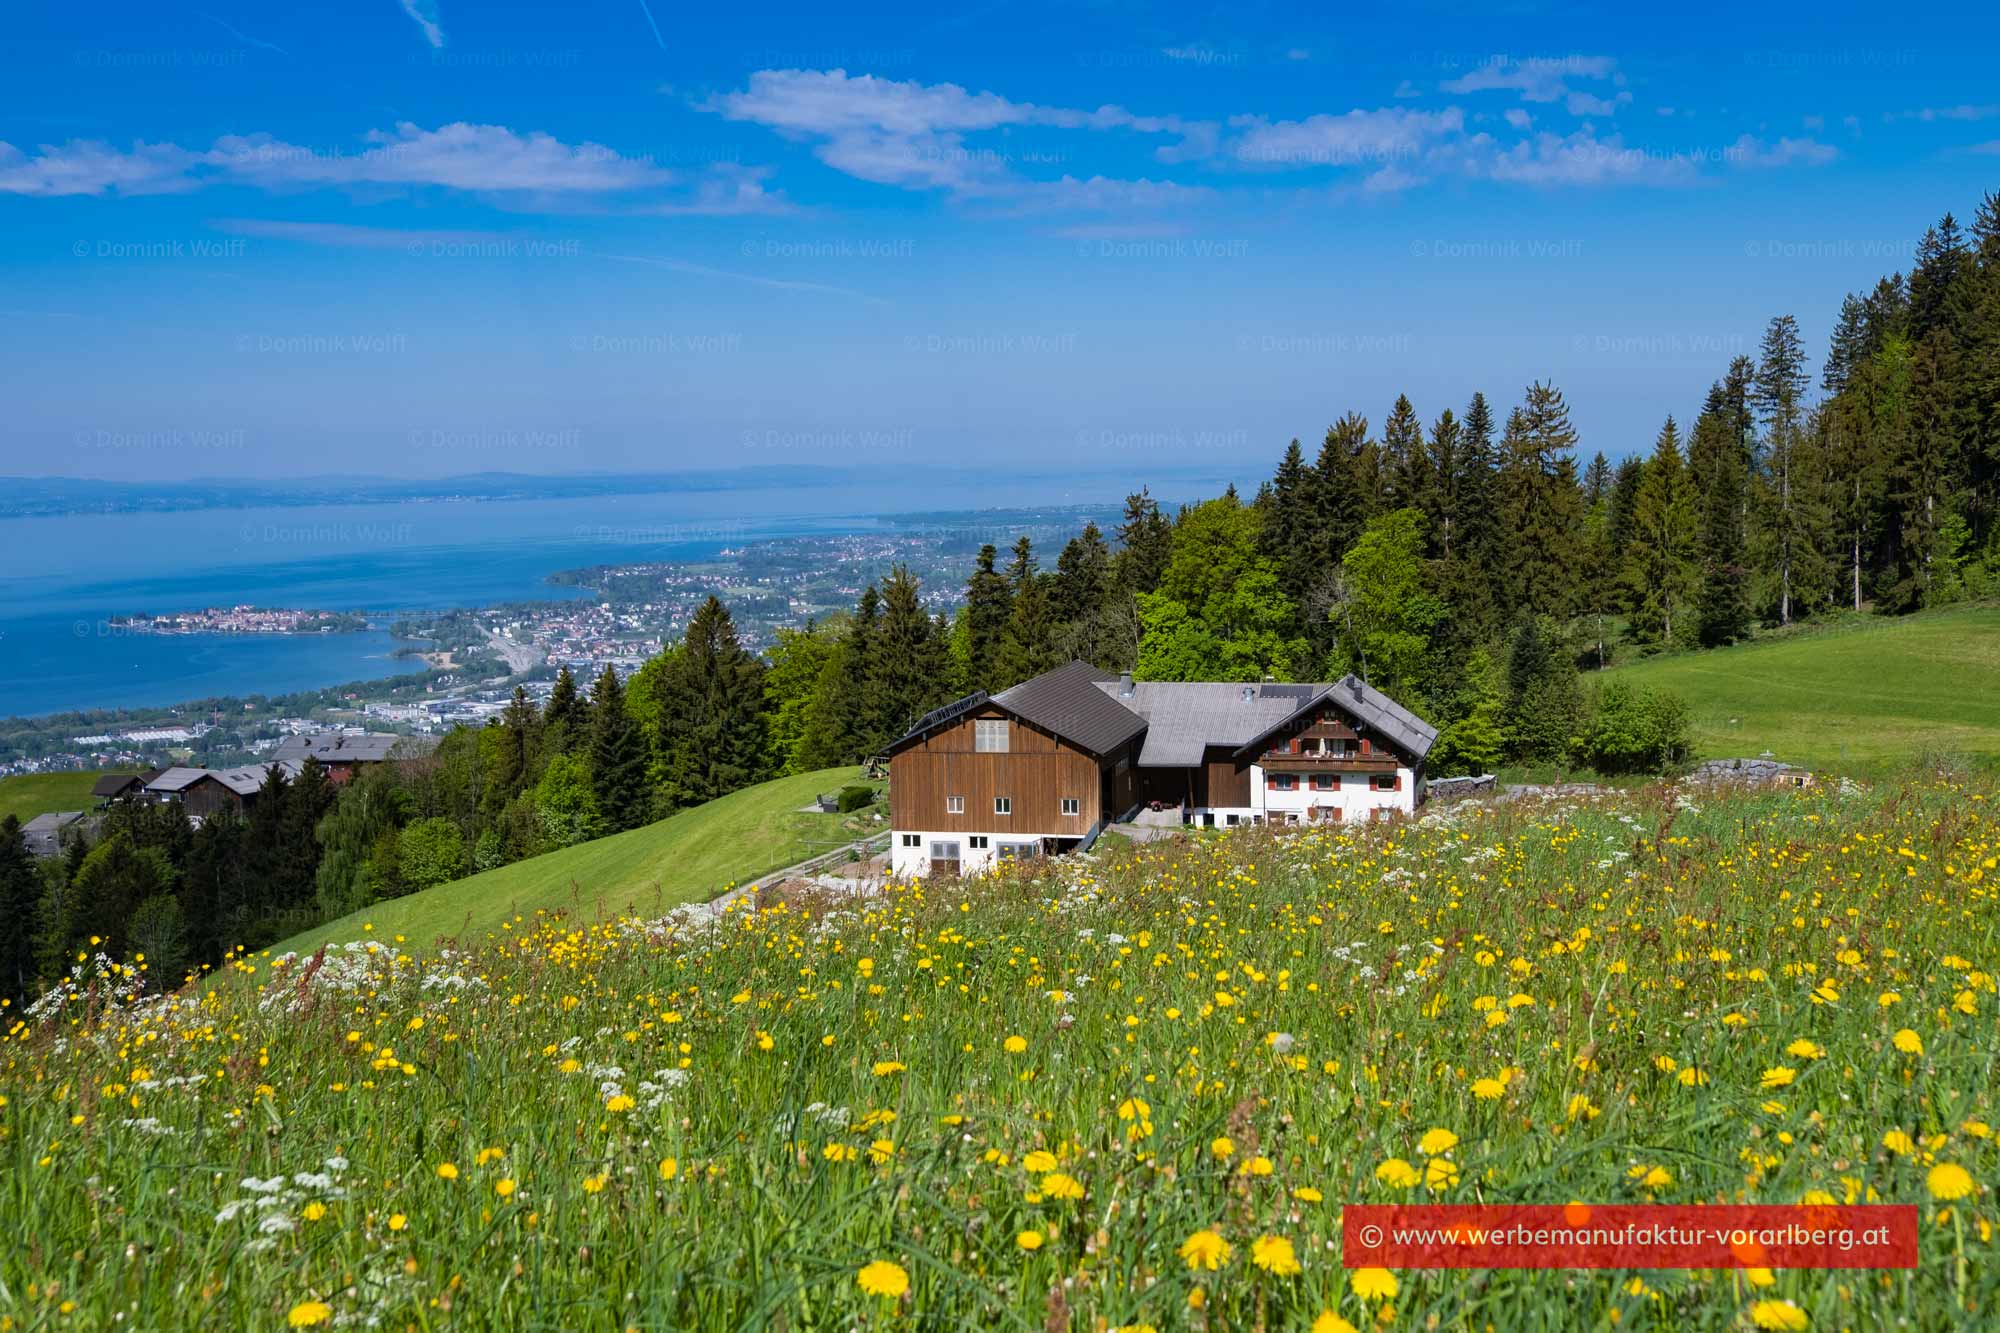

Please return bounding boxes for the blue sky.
[3,0,1997,480]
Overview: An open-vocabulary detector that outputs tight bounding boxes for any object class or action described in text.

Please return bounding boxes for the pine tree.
[869,567,952,748]
[278,756,335,912]
[1381,393,1429,514]
[1051,523,1114,663]
[588,665,649,833]
[1621,417,1702,646]
[963,544,1013,692]
[1425,409,1462,559]
[0,816,38,1007]
[657,596,770,810]
[542,665,583,755]
[1112,489,1172,594]
[1751,315,1820,623]
[1496,383,1585,620]
[1691,405,1753,645]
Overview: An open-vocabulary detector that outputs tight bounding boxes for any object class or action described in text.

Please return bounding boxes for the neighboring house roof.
[214,760,303,796]
[143,766,213,793]
[272,733,410,764]
[23,811,84,834]
[992,661,1149,757]
[91,772,142,797]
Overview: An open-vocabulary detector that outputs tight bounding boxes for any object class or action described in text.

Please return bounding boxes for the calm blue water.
[1,474,1215,719]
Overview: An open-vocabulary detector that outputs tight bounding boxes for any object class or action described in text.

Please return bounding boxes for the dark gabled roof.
[992,661,1148,758]
[92,772,142,797]
[1229,673,1438,763]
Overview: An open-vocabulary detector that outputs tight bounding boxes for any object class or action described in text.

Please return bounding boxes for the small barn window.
[975,719,1009,752]
[994,797,1012,815]
[946,795,964,814]
[1061,797,1080,816]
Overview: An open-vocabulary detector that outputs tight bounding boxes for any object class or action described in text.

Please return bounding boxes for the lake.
[0,471,1224,719]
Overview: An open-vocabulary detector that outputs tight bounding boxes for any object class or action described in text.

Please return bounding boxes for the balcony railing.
[1257,751,1398,772]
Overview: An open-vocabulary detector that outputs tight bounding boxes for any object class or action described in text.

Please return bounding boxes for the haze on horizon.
[4,1,1997,482]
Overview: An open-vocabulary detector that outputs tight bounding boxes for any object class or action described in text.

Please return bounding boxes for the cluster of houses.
[886,661,1438,878]
[20,732,427,857]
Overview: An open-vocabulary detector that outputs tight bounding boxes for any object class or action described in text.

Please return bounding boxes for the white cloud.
[1443,55,1618,105]
[704,69,1211,209]
[1565,91,1631,118]
[1227,107,1464,168]
[1361,164,1422,194]
[1392,79,1420,99]
[1470,129,1697,187]
[0,123,781,209]
[209,218,500,248]
[1505,109,1533,130]
[1721,135,1837,169]
[1885,104,2000,123]
[398,0,446,49]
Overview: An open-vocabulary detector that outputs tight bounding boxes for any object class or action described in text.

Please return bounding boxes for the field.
[269,766,881,958]
[0,771,98,825]
[4,774,1993,1329]
[1603,603,2000,775]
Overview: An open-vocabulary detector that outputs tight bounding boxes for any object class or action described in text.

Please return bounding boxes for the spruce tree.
[543,665,583,755]
[869,566,952,748]
[1692,406,1753,645]
[1112,489,1172,594]
[588,665,649,833]
[1621,417,1702,646]
[1381,393,1428,513]
[1496,383,1585,620]
[0,816,38,1007]
[657,596,770,810]
[1751,315,1826,623]
[963,544,1012,692]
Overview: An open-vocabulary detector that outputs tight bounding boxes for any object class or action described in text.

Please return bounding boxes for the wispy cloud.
[209,218,501,248]
[633,0,667,53]
[1469,129,1699,187]
[204,13,287,55]
[1,123,675,198]
[397,0,446,50]
[1721,135,1838,169]
[1226,107,1465,169]
[703,68,1211,210]
[603,252,877,301]
[1443,55,1622,109]
[1885,104,2000,123]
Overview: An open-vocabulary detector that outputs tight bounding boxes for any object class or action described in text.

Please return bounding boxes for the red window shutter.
[1395,773,1403,791]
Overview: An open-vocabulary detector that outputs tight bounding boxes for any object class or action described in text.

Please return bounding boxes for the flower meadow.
[2,778,1995,1330]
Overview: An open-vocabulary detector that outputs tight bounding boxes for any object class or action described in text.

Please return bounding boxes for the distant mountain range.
[0,465,1243,519]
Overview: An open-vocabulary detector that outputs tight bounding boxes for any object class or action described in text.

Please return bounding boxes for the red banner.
[1342,1203,1919,1269]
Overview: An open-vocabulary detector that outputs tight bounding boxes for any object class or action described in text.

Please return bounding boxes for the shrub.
[837,785,876,813]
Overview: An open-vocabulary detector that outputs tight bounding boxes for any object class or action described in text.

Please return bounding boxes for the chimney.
[1349,677,1363,700]
[1240,685,1256,702]
[1118,671,1134,698]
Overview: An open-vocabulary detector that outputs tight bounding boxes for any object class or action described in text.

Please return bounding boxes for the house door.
[929,840,961,877]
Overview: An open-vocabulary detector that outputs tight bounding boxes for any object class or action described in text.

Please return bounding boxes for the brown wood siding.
[891,711,1105,833]
[1204,748,1252,807]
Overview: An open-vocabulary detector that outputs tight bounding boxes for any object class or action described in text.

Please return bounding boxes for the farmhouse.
[140,761,302,819]
[886,661,1437,877]
[271,732,427,784]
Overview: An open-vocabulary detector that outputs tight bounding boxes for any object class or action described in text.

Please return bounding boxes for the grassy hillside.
[1602,602,2000,774]
[271,767,880,956]
[0,770,99,825]
[12,775,1995,1327]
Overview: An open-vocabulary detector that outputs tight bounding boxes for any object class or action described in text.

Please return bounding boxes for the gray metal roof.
[1090,673,1437,767]
[1093,679,1316,767]
[143,766,213,793]
[272,733,407,763]
[991,661,1148,757]
[1323,673,1438,761]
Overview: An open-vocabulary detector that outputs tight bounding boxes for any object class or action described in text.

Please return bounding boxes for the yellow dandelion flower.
[1418,1127,1458,1156]
[1250,1233,1301,1276]
[1351,1267,1399,1301]
[1785,1039,1824,1060]
[856,1259,910,1298]
[871,1060,906,1077]
[388,1213,407,1232]
[1016,1229,1044,1251]
[1472,1077,1506,1100]
[435,1163,459,1180]
[1210,1135,1236,1159]
[1748,1298,1808,1330]
[1293,1186,1324,1203]
[1041,1171,1085,1200]
[287,1302,333,1328]
[1760,1067,1796,1089]
[605,1094,634,1113]
[1003,1035,1028,1054]
[1375,1158,1420,1189]
[1313,1314,1360,1333]
[1891,1029,1923,1056]
[495,1178,516,1197]
[1882,1130,1915,1156]
[1023,1149,1058,1174]
[1178,1228,1232,1271]
[659,1157,679,1181]
[1425,1157,1460,1189]
[1927,1163,1974,1200]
